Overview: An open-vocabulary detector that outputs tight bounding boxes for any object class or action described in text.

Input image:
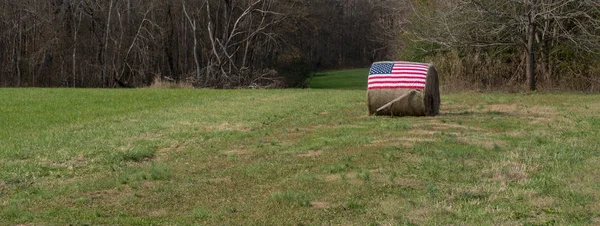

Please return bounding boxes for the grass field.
[1,71,600,225]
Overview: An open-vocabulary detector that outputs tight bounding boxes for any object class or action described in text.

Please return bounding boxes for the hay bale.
[366,61,440,116]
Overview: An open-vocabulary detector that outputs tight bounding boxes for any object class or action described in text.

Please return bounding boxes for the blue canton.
[369,63,394,75]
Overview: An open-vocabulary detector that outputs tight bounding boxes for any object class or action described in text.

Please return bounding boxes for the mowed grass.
[310,68,369,90]
[1,76,600,224]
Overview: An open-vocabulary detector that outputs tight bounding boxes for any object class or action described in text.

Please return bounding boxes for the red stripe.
[368,86,425,90]
[392,67,428,71]
[390,71,428,75]
[393,64,429,67]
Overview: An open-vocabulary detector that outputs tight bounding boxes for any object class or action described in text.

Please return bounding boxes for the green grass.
[310,68,369,89]
[1,71,600,224]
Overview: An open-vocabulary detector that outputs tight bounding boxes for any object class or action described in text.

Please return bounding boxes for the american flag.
[368,62,429,90]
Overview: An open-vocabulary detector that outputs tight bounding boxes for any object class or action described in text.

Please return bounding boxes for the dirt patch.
[390,177,423,188]
[205,122,252,132]
[444,104,470,111]
[486,104,518,113]
[322,173,361,184]
[506,130,527,137]
[178,121,200,126]
[73,154,87,163]
[41,159,68,168]
[526,105,557,116]
[297,124,366,133]
[486,104,559,120]
[155,144,185,161]
[322,170,420,187]
[411,129,437,136]
[481,104,556,116]
[208,177,231,183]
[125,133,161,141]
[485,158,539,185]
[490,162,528,183]
[141,181,158,188]
[40,154,89,170]
[527,116,554,125]
[149,209,168,217]
[165,144,185,152]
[407,208,431,225]
[84,186,133,202]
[459,137,507,150]
[427,121,485,132]
[530,196,555,208]
[369,137,438,147]
[324,174,339,182]
[298,150,322,158]
[179,121,254,132]
[310,201,330,209]
[119,144,133,151]
[223,149,250,156]
[0,181,7,201]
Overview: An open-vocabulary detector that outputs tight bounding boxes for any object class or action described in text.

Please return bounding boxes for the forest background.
[1,0,599,91]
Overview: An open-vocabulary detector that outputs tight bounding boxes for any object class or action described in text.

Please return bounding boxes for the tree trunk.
[16,9,23,87]
[102,0,114,88]
[526,0,537,91]
[182,2,201,83]
[72,9,82,88]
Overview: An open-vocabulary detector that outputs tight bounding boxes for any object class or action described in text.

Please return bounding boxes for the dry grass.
[147,76,194,89]
[297,150,323,157]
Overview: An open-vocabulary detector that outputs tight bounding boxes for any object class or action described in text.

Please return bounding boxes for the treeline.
[406,0,600,91]
[2,0,599,91]
[0,0,403,88]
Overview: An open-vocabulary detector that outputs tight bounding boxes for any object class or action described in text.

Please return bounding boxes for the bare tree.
[102,0,114,88]
[0,0,416,88]
[182,0,202,82]
[409,0,600,91]
[69,0,85,87]
[201,0,285,87]
[526,0,537,91]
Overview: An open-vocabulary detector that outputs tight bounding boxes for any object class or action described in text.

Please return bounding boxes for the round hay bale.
[366,61,440,116]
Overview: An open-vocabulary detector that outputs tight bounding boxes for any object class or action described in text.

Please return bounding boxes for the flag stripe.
[390,72,428,75]
[393,66,428,70]
[391,69,428,72]
[369,83,426,87]
[369,78,427,82]
[368,86,426,90]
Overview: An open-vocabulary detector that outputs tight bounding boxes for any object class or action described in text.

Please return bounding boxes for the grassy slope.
[1,78,600,224]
